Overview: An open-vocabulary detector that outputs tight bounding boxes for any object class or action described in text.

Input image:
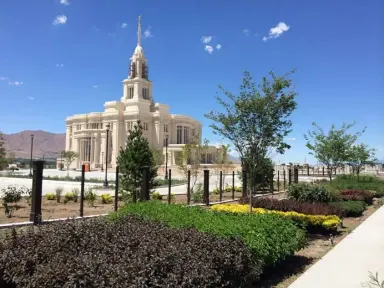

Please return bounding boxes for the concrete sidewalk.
[289,205,384,288]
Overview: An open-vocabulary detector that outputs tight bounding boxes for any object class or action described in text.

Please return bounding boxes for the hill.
[2,130,65,159]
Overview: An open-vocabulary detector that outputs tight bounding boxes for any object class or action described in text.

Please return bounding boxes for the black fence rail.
[3,161,312,227]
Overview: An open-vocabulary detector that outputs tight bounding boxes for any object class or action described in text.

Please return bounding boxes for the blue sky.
[0,0,383,163]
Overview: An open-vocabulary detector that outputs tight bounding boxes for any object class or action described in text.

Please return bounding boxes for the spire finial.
[137,15,141,46]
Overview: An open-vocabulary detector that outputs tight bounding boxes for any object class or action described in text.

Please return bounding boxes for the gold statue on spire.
[137,15,141,46]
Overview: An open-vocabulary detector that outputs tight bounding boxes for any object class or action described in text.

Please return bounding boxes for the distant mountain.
[2,130,65,159]
[228,154,241,164]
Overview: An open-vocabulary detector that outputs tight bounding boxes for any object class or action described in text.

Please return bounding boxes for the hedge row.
[239,197,343,217]
[111,201,307,267]
[211,203,341,232]
[0,216,260,288]
[329,200,367,217]
[340,189,375,205]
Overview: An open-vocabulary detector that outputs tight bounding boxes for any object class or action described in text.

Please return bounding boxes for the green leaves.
[304,122,366,180]
[117,121,158,200]
[0,131,7,170]
[205,70,297,179]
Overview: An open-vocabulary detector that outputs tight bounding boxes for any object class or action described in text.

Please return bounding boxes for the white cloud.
[93,85,98,88]
[28,96,34,100]
[8,81,23,86]
[263,22,290,42]
[243,29,250,36]
[143,27,153,39]
[56,64,64,67]
[201,36,212,44]
[204,45,214,54]
[121,22,128,28]
[53,15,67,25]
[216,44,222,50]
[60,0,70,5]
[108,33,115,37]
[0,76,8,81]
[287,137,296,141]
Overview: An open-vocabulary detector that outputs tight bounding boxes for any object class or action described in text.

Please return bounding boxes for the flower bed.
[340,190,375,205]
[111,201,306,268]
[0,216,260,288]
[211,203,341,232]
[239,197,343,217]
[329,200,366,217]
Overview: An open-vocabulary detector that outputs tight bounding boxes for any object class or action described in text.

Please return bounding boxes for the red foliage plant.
[239,197,343,217]
[340,190,374,204]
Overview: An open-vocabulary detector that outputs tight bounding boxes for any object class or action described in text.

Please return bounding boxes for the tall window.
[77,125,82,130]
[207,154,212,164]
[184,126,190,144]
[177,125,182,144]
[142,88,149,100]
[143,122,148,131]
[164,124,168,132]
[128,87,134,99]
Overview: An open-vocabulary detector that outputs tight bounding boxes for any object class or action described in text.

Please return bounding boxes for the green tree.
[117,121,157,202]
[61,150,79,176]
[151,148,164,167]
[212,143,235,189]
[347,144,376,175]
[304,122,365,181]
[0,132,7,170]
[205,70,297,194]
[177,136,209,190]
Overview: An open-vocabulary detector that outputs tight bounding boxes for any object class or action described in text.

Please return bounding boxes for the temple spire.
[137,15,141,46]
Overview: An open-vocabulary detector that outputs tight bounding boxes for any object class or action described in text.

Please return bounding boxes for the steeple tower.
[122,15,153,105]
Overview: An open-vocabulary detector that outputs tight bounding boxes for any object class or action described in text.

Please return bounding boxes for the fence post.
[168,169,172,204]
[141,166,150,201]
[80,164,85,217]
[307,166,310,176]
[203,169,209,205]
[322,166,325,176]
[29,160,44,225]
[232,171,235,200]
[242,168,247,198]
[283,169,286,190]
[187,170,191,205]
[294,167,299,183]
[114,166,119,211]
[270,170,274,194]
[219,171,223,202]
[277,170,280,191]
[288,169,292,185]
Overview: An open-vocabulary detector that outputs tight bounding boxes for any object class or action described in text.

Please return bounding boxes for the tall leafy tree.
[304,122,365,181]
[0,131,6,170]
[118,121,157,202]
[205,70,297,192]
[347,144,376,175]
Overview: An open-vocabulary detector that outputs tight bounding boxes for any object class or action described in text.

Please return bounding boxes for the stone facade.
[65,16,217,170]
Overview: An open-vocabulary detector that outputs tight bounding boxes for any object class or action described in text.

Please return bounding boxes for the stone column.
[111,123,117,165]
[155,120,160,147]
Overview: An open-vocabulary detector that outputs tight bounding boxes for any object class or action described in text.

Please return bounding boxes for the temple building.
[64,16,217,170]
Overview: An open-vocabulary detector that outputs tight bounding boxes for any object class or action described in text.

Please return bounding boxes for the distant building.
[65,16,217,170]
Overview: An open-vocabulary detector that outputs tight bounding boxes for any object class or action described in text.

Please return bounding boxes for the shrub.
[45,193,56,201]
[287,183,332,203]
[212,187,220,195]
[101,193,113,204]
[167,193,176,204]
[0,216,260,287]
[71,188,79,203]
[211,203,341,232]
[340,189,374,205]
[151,191,163,200]
[111,201,307,267]
[374,198,384,209]
[329,201,366,217]
[191,183,203,203]
[55,187,63,203]
[1,185,24,218]
[239,197,343,217]
[85,188,97,207]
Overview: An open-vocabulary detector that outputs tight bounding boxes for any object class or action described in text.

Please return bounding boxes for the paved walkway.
[289,205,384,288]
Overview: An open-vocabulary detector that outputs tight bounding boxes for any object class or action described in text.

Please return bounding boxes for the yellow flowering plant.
[211,203,341,231]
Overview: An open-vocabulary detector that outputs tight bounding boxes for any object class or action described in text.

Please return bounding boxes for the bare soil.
[256,202,381,288]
